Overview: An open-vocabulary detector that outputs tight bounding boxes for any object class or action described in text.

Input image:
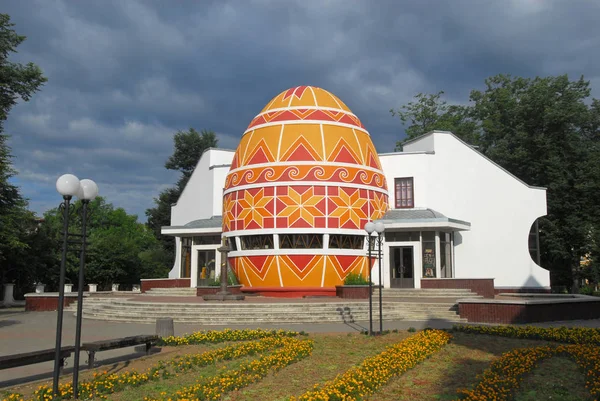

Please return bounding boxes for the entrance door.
[196,249,216,286]
[390,246,415,288]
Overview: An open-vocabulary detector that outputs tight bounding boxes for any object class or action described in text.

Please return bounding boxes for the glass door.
[390,246,415,288]
[197,249,216,286]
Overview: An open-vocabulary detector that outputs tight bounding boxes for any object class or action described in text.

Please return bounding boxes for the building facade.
[160,86,550,296]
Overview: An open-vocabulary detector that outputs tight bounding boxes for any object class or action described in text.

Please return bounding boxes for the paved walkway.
[1,305,599,390]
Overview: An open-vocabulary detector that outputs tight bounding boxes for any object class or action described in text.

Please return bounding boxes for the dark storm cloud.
[3,0,599,219]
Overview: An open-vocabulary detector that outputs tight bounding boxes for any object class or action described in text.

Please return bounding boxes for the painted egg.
[223,85,389,296]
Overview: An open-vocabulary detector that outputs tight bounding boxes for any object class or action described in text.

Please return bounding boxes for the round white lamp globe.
[364,221,375,234]
[56,174,80,197]
[78,179,99,201]
[374,222,385,234]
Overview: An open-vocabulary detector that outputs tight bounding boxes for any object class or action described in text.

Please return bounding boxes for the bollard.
[156,317,174,338]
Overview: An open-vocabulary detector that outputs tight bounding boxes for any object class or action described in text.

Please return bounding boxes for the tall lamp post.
[72,179,99,398]
[364,222,375,336]
[374,222,385,334]
[52,174,98,398]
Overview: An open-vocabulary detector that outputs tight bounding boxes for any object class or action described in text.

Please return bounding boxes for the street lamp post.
[374,222,385,334]
[72,179,98,399]
[53,174,80,396]
[52,174,98,398]
[364,222,375,336]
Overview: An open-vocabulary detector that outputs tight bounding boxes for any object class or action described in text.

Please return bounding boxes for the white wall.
[170,149,234,225]
[167,148,234,278]
[380,132,549,289]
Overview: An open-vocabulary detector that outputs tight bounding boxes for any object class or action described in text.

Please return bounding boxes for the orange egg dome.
[223,86,389,296]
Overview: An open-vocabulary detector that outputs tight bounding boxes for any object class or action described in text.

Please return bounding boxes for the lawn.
[2,327,598,401]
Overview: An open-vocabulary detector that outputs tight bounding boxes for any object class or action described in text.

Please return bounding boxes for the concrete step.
[144,288,197,296]
[79,311,466,324]
[374,288,480,298]
[68,300,456,312]
[77,308,457,320]
[68,296,466,324]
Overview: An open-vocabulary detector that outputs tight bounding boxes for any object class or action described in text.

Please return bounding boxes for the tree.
[146,128,218,263]
[0,14,47,294]
[393,74,600,292]
[39,197,169,290]
[165,128,218,181]
[390,91,479,150]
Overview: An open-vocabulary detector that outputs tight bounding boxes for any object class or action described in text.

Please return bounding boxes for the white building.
[161,131,550,293]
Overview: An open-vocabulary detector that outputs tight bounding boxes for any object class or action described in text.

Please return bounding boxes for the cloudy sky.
[4,0,600,221]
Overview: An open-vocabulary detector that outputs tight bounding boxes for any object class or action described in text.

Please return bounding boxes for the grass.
[3,330,597,401]
[514,356,594,401]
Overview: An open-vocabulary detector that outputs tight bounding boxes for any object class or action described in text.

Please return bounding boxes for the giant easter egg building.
[158,84,550,299]
[222,86,389,295]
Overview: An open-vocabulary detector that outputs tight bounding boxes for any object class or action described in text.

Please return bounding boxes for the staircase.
[64,296,467,325]
[374,288,482,300]
[142,287,197,297]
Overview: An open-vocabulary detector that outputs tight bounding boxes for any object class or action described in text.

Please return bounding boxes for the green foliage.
[0,14,47,295]
[164,128,217,178]
[393,74,600,292]
[343,272,370,285]
[145,128,218,261]
[0,14,47,130]
[38,197,168,290]
[390,91,479,150]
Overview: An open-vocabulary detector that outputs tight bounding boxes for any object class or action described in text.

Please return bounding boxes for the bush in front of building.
[343,272,370,285]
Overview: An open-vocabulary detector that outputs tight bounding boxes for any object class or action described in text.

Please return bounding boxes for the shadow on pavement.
[0,319,20,328]
[0,347,162,390]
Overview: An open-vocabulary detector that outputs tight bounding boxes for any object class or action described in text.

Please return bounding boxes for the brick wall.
[494,287,552,295]
[421,278,495,298]
[25,296,78,311]
[140,278,191,293]
[458,299,600,324]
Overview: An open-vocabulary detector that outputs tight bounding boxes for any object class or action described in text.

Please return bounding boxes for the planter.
[88,284,98,292]
[336,285,372,299]
[35,284,46,294]
[64,284,73,293]
[196,285,243,296]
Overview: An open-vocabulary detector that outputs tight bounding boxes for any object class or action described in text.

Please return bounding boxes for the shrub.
[343,272,370,285]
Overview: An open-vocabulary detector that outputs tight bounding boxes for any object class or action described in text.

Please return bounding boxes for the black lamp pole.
[377,232,383,334]
[367,233,373,336]
[52,195,72,396]
[73,199,89,398]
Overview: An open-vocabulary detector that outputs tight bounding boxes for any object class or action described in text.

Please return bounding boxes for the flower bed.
[453,324,600,345]
[144,337,314,401]
[3,329,301,401]
[159,328,298,346]
[290,329,452,401]
[455,344,600,400]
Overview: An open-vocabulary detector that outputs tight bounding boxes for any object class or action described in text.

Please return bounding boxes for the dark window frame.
[240,235,274,250]
[394,177,414,209]
[328,234,364,250]
[279,234,323,249]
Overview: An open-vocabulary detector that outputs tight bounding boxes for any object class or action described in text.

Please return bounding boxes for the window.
[280,234,323,249]
[240,235,274,250]
[421,231,436,278]
[528,220,540,264]
[440,232,453,278]
[395,177,414,208]
[180,237,192,278]
[193,235,222,245]
[329,234,364,249]
[228,237,237,251]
